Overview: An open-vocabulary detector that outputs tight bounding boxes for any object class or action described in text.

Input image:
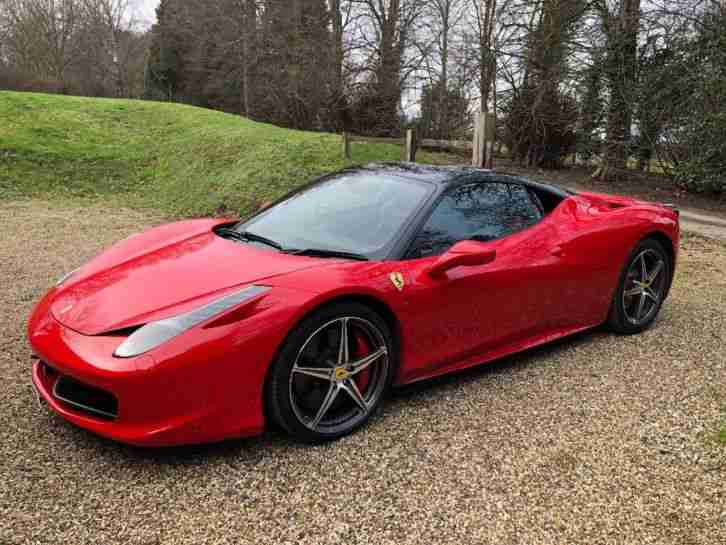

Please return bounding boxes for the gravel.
[1,200,725,545]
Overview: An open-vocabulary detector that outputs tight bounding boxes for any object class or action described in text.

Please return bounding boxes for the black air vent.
[53,375,118,421]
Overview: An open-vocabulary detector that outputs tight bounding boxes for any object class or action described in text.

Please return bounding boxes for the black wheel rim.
[288,317,389,435]
[622,249,667,326]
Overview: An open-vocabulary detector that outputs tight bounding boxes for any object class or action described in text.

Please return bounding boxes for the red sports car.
[29,163,679,446]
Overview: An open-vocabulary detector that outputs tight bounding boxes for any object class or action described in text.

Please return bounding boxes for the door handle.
[551,245,565,257]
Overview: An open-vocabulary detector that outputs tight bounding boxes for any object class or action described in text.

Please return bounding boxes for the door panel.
[396,180,591,382]
[399,220,567,382]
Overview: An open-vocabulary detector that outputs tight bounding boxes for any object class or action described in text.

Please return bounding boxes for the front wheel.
[266,302,394,443]
[607,238,672,334]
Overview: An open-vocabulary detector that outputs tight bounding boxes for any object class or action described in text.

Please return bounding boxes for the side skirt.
[397,323,599,386]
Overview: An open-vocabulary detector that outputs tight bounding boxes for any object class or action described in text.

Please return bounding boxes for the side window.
[407,182,542,258]
[507,184,544,230]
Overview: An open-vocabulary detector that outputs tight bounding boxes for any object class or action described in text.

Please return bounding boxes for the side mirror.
[426,240,497,278]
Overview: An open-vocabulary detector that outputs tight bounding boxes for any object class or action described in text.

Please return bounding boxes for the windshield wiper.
[216,227,245,241]
[240,231,284,250]
[285,248,369,261]
[217,228,284,251]
[218,228,367,260]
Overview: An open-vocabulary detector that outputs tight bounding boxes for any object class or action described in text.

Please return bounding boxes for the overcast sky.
[134,0,159,26]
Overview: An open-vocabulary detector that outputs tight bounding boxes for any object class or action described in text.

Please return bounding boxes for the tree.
[594,0,641,180]
[145,0,187,101]
[471,0,498,113]
[418,80,469,139]
[0,0,80,84]
[0,0,146,96]
[347,0,425,135]
[429,0,463,138]
[633,42,676,171]
[256,0,333,129]
[576,51,605,162]
[502,0,583,168]
[146,0,335,127]
[669,3,726,193]
[78,0,144,97]
[239,0,257,118]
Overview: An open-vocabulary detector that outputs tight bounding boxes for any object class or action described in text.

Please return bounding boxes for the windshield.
[237,172,433,259]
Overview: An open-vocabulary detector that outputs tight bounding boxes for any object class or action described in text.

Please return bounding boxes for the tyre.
[607,238,672,335]
[266,302,394,443]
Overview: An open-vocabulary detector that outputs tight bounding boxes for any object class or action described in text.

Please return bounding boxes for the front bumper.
[28,293,291,447]
[32,360,175,445]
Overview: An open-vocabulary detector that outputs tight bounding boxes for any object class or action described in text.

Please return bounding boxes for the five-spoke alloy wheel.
[607,238,672,334]
[267,302,394,442]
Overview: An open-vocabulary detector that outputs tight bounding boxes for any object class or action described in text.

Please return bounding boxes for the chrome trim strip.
[52,378,118,420]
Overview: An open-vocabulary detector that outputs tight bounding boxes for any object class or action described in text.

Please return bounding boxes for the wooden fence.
[342,112,497,168]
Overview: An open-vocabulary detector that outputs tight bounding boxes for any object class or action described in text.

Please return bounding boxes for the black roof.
[362,162,574,198]
[360,161,488,183]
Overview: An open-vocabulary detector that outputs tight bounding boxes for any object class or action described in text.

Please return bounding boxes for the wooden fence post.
[343,131,351,160]
[403,128,417,162]
[484,112,496,169]
[472,113,484,167]
[472,112,496,168]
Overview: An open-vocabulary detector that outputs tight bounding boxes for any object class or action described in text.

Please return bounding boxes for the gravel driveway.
[2,200,724,545]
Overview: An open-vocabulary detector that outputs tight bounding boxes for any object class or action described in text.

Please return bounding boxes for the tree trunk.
[437,1,450,139]
[330,0,345,130]
[478,0,497,113]
[600,0,640,180]
[376,0,402,135]
[241,0,256,118]
[331,0,343,96]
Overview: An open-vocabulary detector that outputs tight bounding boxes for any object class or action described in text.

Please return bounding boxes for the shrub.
[673,112,726,194]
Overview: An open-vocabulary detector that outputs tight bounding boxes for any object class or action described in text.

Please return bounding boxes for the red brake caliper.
[352,331,372,393]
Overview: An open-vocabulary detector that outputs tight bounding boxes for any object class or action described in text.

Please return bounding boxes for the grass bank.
[0,91,456,217]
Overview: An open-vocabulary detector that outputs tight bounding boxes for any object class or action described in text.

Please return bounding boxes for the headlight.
[113,285,270,358]
[56,268,79,287]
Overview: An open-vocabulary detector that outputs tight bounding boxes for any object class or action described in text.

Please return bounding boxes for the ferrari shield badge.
[389,272,405,291]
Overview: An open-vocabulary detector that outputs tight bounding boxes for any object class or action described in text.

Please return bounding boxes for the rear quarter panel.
[556,194,679,325]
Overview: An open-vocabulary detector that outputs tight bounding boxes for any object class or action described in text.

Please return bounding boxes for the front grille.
[52,373,119,421]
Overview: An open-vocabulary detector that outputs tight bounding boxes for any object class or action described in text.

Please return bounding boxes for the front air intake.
[52,374,119,421]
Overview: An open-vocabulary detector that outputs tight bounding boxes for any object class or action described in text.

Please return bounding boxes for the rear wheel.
[266,302,393,443]
[607,238,672,334]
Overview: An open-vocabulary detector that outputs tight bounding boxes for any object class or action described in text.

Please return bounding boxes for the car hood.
[50,219,330,335]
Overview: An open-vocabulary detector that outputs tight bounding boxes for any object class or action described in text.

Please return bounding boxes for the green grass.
[710,403,726,448]
[717,425,726,445]
[0,91,458,217]
[718,404,726,446]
